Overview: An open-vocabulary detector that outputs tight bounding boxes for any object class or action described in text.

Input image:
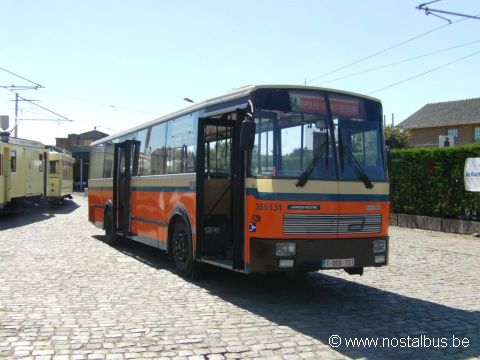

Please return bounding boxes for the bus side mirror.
[240,120,256,151]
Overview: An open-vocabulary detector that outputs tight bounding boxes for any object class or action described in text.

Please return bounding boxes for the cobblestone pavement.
[0,194,479,360]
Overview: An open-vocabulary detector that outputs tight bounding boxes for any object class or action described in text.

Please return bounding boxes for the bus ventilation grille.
[282,213,382,235]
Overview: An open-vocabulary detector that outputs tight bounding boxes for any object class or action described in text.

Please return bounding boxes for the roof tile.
[398,97,480,129]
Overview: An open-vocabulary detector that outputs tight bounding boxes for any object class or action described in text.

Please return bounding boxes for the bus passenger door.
[113,140,140,237]
[197,118,241,269]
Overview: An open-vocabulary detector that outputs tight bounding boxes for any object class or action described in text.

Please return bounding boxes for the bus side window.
[166,114,197,174]
[90,147,105,179]
[205,125,232,178]
[137,128,150,176]
[150,123,167,175]
[103,142,115,178]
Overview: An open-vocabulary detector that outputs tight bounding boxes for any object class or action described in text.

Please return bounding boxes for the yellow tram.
[0,132,47,213]
[46,146,74,203]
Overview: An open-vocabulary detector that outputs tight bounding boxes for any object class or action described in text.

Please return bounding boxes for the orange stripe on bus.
[88,188,197,249]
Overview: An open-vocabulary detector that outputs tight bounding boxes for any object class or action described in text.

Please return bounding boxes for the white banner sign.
[464,158,480,191]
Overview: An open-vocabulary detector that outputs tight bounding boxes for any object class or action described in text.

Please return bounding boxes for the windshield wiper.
[296,140,329,187]
[342,145,374,189]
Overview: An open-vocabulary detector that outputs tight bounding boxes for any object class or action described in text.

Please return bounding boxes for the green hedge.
[390,144,480,220]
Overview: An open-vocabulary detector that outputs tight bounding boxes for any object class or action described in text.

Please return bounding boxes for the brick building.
[398,97,480,147]
[55,130,108,189]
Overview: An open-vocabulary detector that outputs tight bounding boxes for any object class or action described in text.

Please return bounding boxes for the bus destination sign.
[290,92,360,118]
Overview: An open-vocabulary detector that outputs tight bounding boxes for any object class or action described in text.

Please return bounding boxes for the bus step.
[199,257,233,270]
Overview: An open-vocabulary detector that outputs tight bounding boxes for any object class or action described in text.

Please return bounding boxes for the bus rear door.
[113,140,140,237]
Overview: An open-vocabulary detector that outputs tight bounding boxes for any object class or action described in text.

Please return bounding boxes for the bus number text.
[255,203,282,212]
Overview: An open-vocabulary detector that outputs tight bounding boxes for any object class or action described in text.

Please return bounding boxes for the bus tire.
[171,218,194,277]
[104,208,119,245]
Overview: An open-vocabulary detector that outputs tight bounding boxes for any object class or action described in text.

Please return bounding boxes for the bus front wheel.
[171,219,194,277]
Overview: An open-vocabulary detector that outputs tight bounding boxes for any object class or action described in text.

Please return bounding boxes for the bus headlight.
[373,239,387,253]
[375,255,386,264]
[276,242,296,257]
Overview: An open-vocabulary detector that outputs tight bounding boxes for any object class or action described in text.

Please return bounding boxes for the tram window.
[10,151,16,172]
[50,161,58,174]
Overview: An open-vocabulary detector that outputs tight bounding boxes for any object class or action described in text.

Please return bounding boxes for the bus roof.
[91,85,381,146]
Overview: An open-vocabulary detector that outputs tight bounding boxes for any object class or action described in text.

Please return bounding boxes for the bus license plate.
[322,258,355,268]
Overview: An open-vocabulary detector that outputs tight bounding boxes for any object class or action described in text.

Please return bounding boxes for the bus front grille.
[283,214,382,235]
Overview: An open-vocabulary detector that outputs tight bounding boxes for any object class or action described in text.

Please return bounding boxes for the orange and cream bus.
[88,85,389,277]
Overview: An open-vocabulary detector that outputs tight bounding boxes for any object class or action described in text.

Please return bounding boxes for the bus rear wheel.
[171,219,195,277]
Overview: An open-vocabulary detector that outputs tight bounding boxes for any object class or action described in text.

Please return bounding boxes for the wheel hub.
[175,231,188,263]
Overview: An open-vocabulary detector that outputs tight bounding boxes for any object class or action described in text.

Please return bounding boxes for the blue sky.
[0,0,479,144]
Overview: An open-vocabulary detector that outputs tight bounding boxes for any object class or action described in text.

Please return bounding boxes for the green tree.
[384,126,410,149]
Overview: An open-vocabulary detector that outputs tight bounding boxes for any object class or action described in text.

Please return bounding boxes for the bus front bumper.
[249,237,389,273]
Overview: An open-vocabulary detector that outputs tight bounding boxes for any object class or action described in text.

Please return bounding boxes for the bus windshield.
[250,89,386,182]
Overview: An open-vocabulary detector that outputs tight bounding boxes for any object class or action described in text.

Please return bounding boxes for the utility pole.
[14,93,18,137]
[0,85,42,137]
[0,70,73,139]
[9,93,72,139]
[11,93,42,138]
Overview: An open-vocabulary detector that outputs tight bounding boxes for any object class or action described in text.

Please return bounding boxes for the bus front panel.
[244,179,389,273]
[246,88,388,273]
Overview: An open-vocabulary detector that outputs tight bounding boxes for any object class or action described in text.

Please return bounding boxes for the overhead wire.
[1,65,160,116]
[367,49,480,95]
[39,89,162,116]
[14,101,121,133]
[0,65,155,136]
[0,66,43,88]
[15,94,72,122]
[314,38,480,86]
[306,12,471,84]
[17,97,121,132]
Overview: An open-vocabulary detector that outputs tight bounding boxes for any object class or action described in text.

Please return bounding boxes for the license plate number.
[322,258,355,268]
